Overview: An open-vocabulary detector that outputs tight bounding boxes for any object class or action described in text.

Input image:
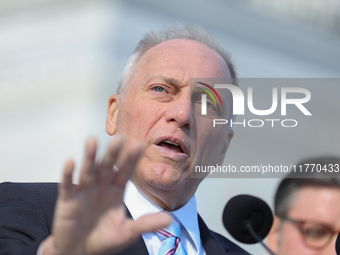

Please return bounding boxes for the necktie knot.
[155,212,187,255]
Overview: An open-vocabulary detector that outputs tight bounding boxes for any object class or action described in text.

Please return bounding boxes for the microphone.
[223,194,276,255]
[336,232,340,255]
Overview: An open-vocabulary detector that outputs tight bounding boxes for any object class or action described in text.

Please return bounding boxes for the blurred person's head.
[267,156,340,255]
[105,23,235,210]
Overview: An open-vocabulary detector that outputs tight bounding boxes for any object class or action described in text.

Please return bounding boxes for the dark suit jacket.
[0,182,250,255]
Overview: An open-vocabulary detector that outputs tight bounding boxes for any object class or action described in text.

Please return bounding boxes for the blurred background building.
[1,0,340,254]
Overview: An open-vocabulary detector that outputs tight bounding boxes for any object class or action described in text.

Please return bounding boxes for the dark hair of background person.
[274,156,340,216]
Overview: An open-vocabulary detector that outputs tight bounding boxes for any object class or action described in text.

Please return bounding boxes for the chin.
[149,167,187,190]
[149,179,182,191]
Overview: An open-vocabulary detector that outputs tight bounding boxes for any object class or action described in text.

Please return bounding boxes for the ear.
[266,215,281,254]
[217,128,234,164]
[106,95,120,136]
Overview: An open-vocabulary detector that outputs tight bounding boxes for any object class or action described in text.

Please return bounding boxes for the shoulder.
[0,182,58,222]
[0,181,59,223]
[0,181,59,195]
[0,182,59,254]
[0,182,58,208]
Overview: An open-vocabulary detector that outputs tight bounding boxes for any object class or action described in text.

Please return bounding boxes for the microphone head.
[336,232,340,255]
[223,194,273,244]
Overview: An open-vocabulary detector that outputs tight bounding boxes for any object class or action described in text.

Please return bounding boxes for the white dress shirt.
[124,181,206,255]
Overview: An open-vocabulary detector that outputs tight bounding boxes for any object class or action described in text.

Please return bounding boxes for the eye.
[303,225,330,240]
[206,100,215,109]
[152,86,166,93]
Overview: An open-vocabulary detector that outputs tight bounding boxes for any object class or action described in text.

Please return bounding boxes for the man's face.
[106,39,233,209]
[268,187,340,255]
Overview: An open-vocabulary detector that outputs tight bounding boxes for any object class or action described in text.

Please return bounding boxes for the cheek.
[279,225,313,255]
[195,125,228,161]
[116,109,137,136]
[117,102,153,138]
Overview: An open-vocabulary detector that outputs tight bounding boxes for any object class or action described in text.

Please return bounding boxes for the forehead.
[135,39,231,80]
[289,187,340,223]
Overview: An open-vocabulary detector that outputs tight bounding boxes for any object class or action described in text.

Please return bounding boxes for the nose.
[165,92,193,129]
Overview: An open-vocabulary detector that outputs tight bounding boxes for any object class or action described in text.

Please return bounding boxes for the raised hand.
[42,136,170,255]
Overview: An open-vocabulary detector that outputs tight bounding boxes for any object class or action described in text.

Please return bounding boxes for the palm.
[49,137,170,255]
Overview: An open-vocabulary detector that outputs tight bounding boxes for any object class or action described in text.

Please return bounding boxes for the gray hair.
[274,156,340,216]
[117,23,237,99]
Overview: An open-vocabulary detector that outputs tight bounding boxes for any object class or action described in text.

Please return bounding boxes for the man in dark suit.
[0,24,248,255]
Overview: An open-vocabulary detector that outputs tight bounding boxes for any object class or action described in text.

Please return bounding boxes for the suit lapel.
[198,214,230,255]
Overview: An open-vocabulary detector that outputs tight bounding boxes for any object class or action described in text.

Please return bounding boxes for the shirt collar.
[124,180,163,218]
[171,193,200,252]
[124,180,200,252]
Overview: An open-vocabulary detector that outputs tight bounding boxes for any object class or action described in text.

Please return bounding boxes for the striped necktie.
[155,212,188,255]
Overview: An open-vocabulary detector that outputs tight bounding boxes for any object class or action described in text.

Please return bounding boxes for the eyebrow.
[151,75,183,87]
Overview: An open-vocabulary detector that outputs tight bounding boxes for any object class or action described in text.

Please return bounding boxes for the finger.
[79,137,98,189]
[111,142,144,187]
[59,159,75,199]
[99,136,124,183]
[128,213,172,238]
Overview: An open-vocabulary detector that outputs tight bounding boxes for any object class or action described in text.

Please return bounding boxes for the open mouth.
[157,140,184,153]
[155,137,189,156]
